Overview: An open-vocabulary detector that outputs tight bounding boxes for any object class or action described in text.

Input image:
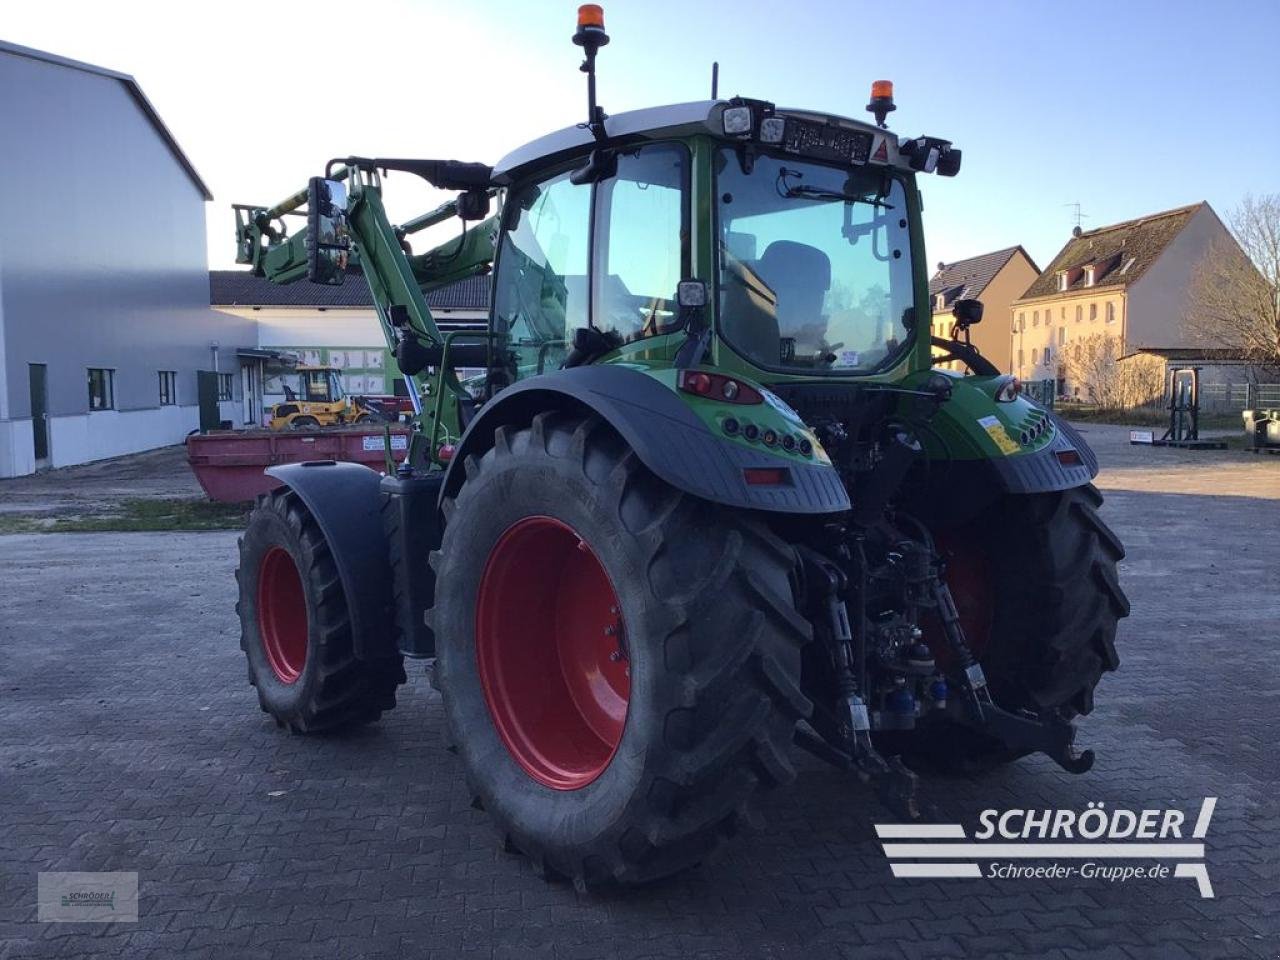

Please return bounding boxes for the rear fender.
[902,374,1098,525]
[441,366,851,515]
[264,461,397,660]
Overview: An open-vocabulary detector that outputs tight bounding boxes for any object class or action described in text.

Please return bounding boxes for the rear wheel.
[236,488,405,732]
[289,416,321,430]
[889,483,1128,770]
[430,412,812,888]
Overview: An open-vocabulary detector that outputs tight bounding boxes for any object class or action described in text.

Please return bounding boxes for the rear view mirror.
[306,177,350,285]
[952,298,983,327]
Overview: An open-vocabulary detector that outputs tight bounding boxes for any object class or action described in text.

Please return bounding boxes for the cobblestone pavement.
[1,427,1277,959]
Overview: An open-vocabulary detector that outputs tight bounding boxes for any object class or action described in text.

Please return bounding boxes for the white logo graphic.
[876,798,1216,898]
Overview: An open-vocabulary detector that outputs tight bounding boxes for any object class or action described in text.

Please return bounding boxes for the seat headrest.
[758,241,832,292]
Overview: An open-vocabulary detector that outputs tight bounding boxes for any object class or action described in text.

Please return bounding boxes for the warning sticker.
[977,415,1020,456]
[871,138,889,163]
[362,435,408,451]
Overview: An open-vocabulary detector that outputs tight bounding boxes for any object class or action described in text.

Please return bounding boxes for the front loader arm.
[233,161,500,466]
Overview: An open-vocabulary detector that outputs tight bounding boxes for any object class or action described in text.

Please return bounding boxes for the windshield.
[716,150,916,374]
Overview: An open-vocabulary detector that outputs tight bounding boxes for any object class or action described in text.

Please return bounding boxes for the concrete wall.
[0,50,255,477]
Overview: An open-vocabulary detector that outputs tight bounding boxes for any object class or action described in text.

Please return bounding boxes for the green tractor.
[233,6,1127,889]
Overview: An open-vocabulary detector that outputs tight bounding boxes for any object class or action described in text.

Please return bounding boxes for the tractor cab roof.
[493,99,934,183]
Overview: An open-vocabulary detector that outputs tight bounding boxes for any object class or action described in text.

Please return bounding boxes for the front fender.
[442,366,851,515]
[264,461,396,660]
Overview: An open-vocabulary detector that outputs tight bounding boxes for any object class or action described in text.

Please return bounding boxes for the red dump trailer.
[187,428,410,503]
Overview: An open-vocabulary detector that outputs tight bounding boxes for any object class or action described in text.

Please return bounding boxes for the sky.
[4,0,1278,274]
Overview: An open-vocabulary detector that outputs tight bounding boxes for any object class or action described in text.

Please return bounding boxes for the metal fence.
[1199,383,1280,410]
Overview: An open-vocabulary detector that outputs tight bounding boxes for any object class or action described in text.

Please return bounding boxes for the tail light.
[678,370,764,405]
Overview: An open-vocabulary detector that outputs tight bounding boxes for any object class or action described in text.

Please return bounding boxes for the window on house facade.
[217,373,234,401]
[1018,312,1025,332]
[158,371,177,406]
[935,294,946,311]
[1085,266,1096,286]
[88,368,115,411]
[1018,349,1024,368]
[1090,303,1098,322]
[1060,307,1066,321]
[1105,302,1116,323]
[1058,326,1066,345]
[1032,348,1039,364]
[1033,310,1039,327]
[1075,305,1082,323]
[1057,272,1068,292]
[1044,346,1051,364]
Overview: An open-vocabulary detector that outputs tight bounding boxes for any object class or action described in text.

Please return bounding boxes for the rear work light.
[1056,448,1083,467]
[678,370,764,405]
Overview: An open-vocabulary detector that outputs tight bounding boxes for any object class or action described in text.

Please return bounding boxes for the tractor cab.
[486,93,961,392]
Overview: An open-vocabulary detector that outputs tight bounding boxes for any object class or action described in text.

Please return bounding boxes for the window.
[1089,303,1098,322]
[1058,326,1066,345]
[1044,346,1051,364]
[494,168,592,375]
[1060,307,1066,321]
[1057,272,1068,292]
[158,371,177,406]
[1018,312,1025,332]
[1075,305,1082,323]
[594,144,688,343]
[1105,302,1116,323]
[1032,310,1039,327]
[217,373,234,401]
[1032,348,1039,365]
[1085,266,1096,286]
[88,368,114,410]
[717,151,913,373]
[1017,349,1024,368]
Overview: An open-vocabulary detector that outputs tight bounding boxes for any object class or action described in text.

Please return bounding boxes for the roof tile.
[210,270,490,311]
[928,246,1033,306]
[1017,203,1203,302]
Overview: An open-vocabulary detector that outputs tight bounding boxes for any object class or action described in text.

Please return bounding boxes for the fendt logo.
[876,798,1217,898]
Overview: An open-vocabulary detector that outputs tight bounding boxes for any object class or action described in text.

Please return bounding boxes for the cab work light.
[722,105,753,137]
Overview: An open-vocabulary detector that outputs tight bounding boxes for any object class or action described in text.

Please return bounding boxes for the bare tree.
[1064,333,1164,409]
[1185,194,1280,368]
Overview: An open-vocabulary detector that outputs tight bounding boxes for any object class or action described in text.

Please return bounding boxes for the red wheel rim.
[923,532,994,666]
[475,517,629,790]
[258,547,308,684]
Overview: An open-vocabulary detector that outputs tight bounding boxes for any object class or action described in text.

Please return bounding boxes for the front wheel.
[235,488,405,732]
[430,412,812,888]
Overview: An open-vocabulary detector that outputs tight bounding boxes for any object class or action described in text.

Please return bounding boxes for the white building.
[0,41,254,478]
[211,272,489,423]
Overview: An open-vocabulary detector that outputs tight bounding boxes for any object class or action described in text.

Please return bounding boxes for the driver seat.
[756,241,831,344]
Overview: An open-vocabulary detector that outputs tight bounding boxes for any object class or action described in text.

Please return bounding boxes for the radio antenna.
[711,61,719,100]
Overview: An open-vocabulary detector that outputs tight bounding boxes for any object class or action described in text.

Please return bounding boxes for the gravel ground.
[1,424,1277,959]
[0,446,202,515]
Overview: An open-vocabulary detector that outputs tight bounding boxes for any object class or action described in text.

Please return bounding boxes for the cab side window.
[493,172,591,376]
[592,144,688,342]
